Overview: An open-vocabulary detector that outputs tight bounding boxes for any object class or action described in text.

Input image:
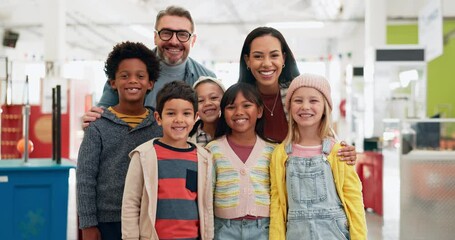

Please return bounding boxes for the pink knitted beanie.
[285,73,332,110]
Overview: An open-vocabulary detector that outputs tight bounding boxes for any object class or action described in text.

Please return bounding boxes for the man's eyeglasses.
[156,29,192,42]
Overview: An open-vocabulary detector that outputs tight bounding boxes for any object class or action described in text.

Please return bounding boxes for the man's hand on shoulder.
[82,106,104,129]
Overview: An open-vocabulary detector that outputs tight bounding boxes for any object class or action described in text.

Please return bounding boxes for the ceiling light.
[266,21,325,29]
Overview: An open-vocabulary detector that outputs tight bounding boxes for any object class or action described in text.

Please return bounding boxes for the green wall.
[387,21,455,119]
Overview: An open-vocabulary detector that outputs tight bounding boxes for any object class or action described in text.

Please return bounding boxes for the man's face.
[154,15,196,66]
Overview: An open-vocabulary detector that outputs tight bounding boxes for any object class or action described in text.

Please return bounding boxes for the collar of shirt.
[196,124,212,145]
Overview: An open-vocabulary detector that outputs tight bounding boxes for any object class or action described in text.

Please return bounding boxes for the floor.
[66,168,386,240]
[366,210,384,240]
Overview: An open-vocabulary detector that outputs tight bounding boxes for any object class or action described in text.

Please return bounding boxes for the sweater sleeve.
[343,164,368,240]
[97,81,119,108]
[76,125,103,229]
[205,142,218,194]
[121,151,144,240]
[269,145,286,240]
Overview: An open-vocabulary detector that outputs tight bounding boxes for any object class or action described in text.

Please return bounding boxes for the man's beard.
[157,48,186,66]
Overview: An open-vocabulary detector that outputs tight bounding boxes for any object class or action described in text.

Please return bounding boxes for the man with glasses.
[83,6,215,127]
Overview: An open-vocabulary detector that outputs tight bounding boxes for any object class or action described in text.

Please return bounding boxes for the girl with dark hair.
[238,26,357,163]
[207,83,275,239]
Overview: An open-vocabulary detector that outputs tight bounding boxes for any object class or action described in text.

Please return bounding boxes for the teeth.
[204,109,215,114]
[234,119,247,123]
[166,48,181,53]
[126,88,140,93]
[173,127,185,131]
[260,71,274,75]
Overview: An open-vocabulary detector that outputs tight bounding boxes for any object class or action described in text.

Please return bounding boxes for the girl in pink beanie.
[269,73,367,240]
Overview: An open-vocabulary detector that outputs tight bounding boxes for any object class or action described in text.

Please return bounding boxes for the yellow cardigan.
[269,142,367,240]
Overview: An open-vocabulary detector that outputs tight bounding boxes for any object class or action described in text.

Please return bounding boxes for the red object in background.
[84,94,93,112]
[30,105,70,158]
[1,104,69,159]
[16,138,34,154]
[356,151,383,215]
[1,106,22,159]
[339,99,346,118]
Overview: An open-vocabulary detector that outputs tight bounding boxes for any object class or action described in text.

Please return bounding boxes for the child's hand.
[82,106,104,129]
[338,141,357,165]
[81,226,101,240]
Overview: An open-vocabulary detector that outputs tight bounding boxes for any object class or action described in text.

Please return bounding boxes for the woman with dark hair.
[239,26,357,162]
[239,27,299,142]
[239,27,300,91]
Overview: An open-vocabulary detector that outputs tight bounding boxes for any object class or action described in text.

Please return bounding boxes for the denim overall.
[285,139,350,240]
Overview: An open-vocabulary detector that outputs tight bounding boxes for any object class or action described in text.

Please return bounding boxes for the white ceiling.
[0,0,454,62]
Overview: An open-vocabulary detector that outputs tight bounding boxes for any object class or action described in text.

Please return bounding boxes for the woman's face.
[244,35,285,94]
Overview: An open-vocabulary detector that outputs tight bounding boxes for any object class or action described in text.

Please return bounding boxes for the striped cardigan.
[206,135,276,219]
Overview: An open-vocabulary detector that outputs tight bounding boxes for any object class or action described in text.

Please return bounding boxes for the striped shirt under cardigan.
[154,140,199,239]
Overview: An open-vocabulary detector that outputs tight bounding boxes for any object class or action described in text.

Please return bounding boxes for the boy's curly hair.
[104,41,160,82]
